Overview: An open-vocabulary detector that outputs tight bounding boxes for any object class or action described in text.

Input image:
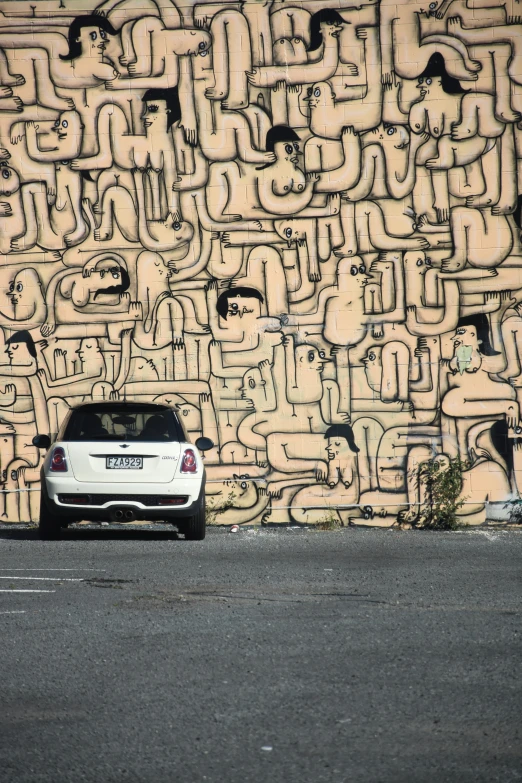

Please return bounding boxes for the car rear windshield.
[62,404,182,442]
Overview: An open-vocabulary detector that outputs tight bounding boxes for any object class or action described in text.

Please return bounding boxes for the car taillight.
[50,447,67,472]
[180,449,197,473]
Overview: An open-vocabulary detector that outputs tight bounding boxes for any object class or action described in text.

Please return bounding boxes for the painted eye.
[230,302,239,310]
[199,50,207,57]
[182,409,188,416]
[359,265,366,274]
[90,31,97,40]
[426,78,432,85]
[387,127,395,135]
[240,481,248,490]
[350,265,358,276]
[8,282,14,292]
[16,283,23,292]
[319,351,326,359]
[2,169,9,179]
[416,259,423,266]
[307,87,313,96]
[62,120,68,128]
[199,41,206,49]
[308,351,315,362]
[429,2,437,8]
[285,228,292,238]
[279,39,285,44]
[100,30,107,39]
[248,378,256,389]
[418,78,424,85]
[314,88,321,97]
[293,143,299,152]
[369,352,375,361]
[173,221,182,231]
[294,38,301,44]
[285,144,293,154]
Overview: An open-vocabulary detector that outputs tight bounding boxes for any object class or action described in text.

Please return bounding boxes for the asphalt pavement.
[0,525,521,783]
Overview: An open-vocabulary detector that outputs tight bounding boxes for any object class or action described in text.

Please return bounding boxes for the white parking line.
[0,576,83,582]
[0,590,55,593]
[0,611,26,614]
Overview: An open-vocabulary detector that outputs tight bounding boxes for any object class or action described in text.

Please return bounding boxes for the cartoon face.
[295,344,329,374]
[325,436,354,463]
[273,140,301,166]
[368,123,410,151]
[404,251,427,275]
[5,340,32,365]
[52,110,82,143]
[176,29,211,56]
[273,37,307,65]
[240,367,268,408]
[0,165,20,196]
[337,258,370,290]
[319,18,343,38]
[175,402,201,430]
[219,476,258,508]
[416,76,441,98]
[274,219,304,246]
[305,82,335,109]
[226,296,260,320]
[452,325,480,352]
[362,346,383,390]
[142,100,169,129]
[6,269,41,320]
[128,356,159,381]
[77,26,108,56]
[76,338,102,366]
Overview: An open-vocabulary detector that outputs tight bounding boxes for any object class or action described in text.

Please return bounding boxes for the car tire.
[38,495,62,540]
[182,501,206,541]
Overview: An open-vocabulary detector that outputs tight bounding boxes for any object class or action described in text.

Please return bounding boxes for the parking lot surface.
[0,525,521,783]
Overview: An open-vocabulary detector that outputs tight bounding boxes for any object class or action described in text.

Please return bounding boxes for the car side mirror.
[32,434,51,450]
[195,436,214,452]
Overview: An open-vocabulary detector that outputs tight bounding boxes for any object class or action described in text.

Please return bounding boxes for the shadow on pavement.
[0,525,183,541]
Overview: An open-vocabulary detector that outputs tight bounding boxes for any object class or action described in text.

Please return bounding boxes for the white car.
[33,401,213,540]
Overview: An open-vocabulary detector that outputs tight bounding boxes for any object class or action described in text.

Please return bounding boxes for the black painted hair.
[216,286,264,320]
[456,313,500,356]
[6,330,36,358]
[489,419,514,479]
[92,266,130,300]
[60,15,117,61]
[324,423,360,453]
[265,125,301,153]
[418,53,469,95]
[308,9,344,52]
[142,87,181,130]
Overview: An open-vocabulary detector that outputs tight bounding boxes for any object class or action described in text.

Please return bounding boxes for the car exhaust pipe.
[124,509,135,522]
[114,509,124,521]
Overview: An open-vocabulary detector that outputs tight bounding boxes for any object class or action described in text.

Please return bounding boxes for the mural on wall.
[0,0,522,526]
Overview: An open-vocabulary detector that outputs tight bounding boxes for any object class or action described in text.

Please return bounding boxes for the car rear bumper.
[42,475,205,522]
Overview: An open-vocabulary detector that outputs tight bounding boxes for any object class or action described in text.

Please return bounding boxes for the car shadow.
[0,525,184,541]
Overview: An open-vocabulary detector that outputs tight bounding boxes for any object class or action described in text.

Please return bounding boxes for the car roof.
[69,402,174,413]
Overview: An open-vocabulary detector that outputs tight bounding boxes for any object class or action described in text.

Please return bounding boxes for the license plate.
[106,457,143,470]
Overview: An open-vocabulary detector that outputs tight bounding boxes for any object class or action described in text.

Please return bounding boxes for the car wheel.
[38,495,62,540]
[182,501,206,541]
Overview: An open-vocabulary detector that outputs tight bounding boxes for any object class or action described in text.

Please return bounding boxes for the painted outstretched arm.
[246,40,340,88]
[209,340,250,378]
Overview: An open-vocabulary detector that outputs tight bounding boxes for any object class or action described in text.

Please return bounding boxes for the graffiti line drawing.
[0,0,521,527]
